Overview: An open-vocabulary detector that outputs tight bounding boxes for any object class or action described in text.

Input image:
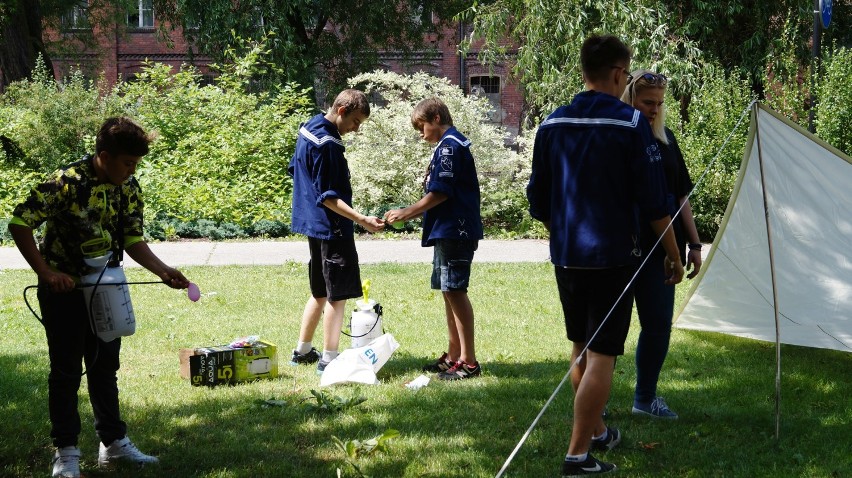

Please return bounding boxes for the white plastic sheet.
[320,333,400,386]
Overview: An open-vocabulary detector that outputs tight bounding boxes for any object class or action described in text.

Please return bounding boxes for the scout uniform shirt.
[421,126,484,247]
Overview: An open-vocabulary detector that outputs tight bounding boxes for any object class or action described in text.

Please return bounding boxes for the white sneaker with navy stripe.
[98,437,159,468]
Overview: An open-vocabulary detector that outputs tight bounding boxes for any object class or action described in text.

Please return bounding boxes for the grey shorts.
[430,239,478,292]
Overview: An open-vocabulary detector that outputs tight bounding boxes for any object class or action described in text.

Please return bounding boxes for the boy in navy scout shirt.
[385,97,484,380]
[287,89,384,374]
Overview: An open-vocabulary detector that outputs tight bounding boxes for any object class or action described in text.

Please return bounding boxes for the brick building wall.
[45,11,211,87]
[375,24,524,138]
[45,13,523,137]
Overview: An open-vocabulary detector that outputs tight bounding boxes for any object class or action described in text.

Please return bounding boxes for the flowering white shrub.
[345,70,535,234]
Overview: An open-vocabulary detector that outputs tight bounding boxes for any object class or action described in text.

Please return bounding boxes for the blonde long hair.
[621,69,668,145]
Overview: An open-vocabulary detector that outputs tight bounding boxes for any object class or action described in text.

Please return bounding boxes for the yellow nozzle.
[362,279,371,303]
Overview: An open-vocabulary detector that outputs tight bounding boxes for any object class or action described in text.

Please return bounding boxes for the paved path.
[0,239,552,270]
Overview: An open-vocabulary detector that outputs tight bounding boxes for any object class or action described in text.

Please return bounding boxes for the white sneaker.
[98,436,159,467]
[51,446,81,478]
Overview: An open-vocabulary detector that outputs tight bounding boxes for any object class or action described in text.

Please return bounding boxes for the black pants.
[38,285,126,448]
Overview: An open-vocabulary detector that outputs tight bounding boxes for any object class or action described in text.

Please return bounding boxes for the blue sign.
[820,0,832,28]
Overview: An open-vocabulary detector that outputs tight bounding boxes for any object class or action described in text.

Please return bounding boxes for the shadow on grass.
[0,351,55,477]
[1,330,850,478]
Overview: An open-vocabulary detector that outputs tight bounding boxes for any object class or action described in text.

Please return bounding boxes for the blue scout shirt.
[288,114,354,240]
[527,90,669,268]
[422,127,484,247]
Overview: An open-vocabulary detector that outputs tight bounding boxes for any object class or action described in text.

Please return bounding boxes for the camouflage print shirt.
[10,155,145,278]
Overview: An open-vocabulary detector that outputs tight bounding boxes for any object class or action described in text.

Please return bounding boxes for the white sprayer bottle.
[349,299,383,348]
[82,254,136,342]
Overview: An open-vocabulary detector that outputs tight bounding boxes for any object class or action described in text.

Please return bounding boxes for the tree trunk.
[0,0,54,91]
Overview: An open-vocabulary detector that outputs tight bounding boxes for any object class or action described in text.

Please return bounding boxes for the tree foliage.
[0,0,54,90]
[460,0,704,124]
[660,0,852,84]
[152,0,471,101]
[462,0,852,125]
[0,0,140,90]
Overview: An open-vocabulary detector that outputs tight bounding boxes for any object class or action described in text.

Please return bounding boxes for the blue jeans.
[633,253,675,404]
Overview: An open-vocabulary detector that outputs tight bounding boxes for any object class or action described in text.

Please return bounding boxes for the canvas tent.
[675,102,852,353]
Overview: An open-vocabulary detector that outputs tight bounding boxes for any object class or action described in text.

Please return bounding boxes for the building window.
[469,75,502,123]
[62,1,89,31]
[127,0,154,28]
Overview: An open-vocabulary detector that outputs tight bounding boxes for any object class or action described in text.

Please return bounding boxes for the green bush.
[0,218,10,244]
[0,57,124,175]
[0,40,314,241]
[674,65,754,240]
[248,219,290,238]
[116,60,313,230]
[815,46,852,156]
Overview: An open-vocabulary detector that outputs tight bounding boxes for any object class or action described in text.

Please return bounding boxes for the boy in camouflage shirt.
[9,117,190,478]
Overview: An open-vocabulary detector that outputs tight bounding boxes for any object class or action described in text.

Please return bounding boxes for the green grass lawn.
[1,262,850,477]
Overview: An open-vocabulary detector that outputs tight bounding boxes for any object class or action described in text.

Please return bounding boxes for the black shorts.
[307,236,362,302]
[554,265,636,356]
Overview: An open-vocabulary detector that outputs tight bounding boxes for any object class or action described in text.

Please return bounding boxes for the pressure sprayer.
[81,253,135,341]
[23,258,201,342]
[345,279,384,348]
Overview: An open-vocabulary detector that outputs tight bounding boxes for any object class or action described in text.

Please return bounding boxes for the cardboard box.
[181,340,279,386]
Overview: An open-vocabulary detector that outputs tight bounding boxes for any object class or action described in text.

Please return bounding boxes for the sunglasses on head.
[635,72,668,86]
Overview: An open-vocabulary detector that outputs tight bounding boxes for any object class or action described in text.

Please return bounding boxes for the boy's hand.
[383,208,405,224]
[40,270,76,293]
[385,206,417,224]
[159,267,190,289]
[360,215,385,233]
[686,249,702,279]
[663,257,685,285]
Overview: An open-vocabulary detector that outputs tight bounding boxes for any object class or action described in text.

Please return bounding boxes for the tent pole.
[753,104,783,440]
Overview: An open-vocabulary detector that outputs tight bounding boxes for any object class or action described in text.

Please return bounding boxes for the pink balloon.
[187,282,201,302]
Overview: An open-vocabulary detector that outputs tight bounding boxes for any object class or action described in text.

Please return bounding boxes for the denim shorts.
[430,239,478,292]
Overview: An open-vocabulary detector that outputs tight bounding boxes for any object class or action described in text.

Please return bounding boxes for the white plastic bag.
[320,333,400,386]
